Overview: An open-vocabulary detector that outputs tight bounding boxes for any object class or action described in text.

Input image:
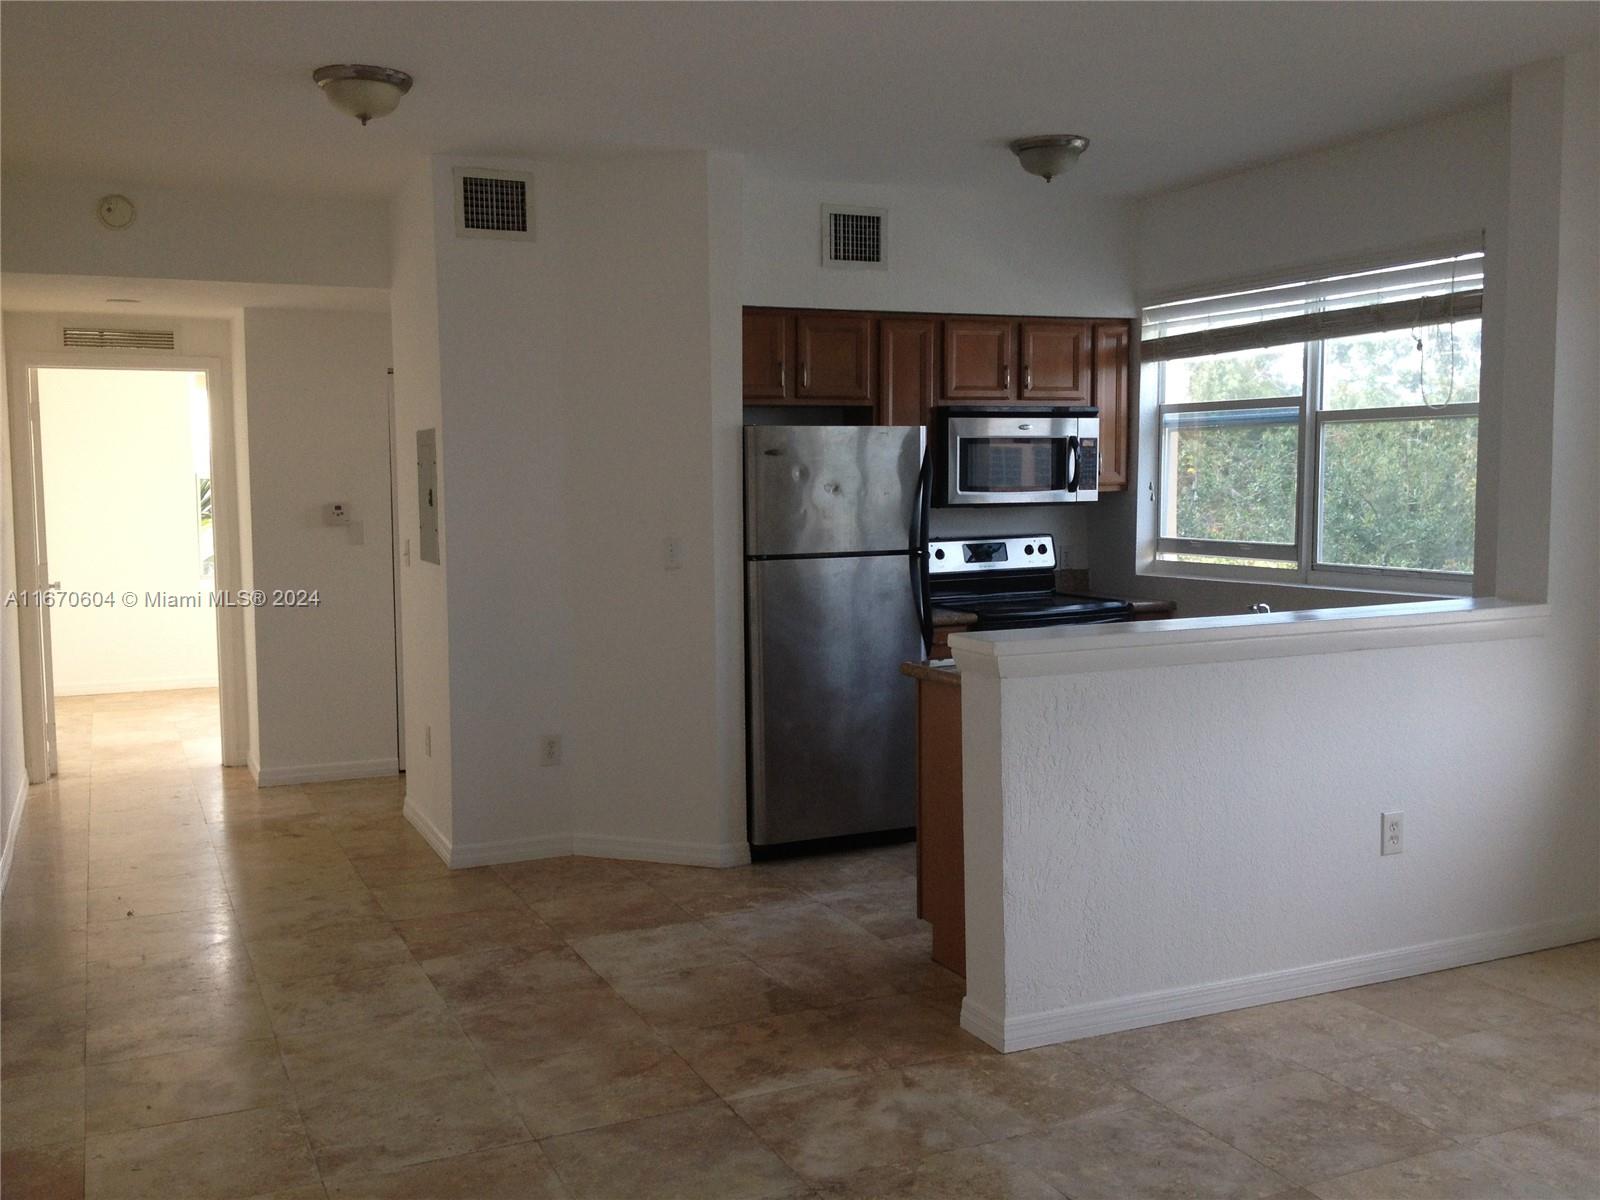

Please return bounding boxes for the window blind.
[1141,252,1484,363]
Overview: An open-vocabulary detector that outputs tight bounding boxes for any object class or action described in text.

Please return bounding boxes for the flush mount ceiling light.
[312,64,413,126]
[1009,135,1090,183]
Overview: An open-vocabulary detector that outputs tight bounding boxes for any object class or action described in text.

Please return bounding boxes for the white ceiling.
[3,2,1596,201]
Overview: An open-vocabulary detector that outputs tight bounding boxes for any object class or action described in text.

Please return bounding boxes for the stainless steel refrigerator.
[744,425,926,849]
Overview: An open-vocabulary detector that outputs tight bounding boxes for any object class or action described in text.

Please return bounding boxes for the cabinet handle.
[1003,364,1011,390]
[778,360,785,390]
[802,360,810,389]
[1024,365,1033,391]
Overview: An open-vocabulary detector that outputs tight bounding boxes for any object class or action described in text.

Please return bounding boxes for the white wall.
[37,368,218,694]
[956,51,1599,1050]
[391,151,746,867]
[742,170,1134,317]
[1090,102,1513,616]
[1,175,388,289]
[238,308,397,784]
[559,154,746,861]
[742,170,1140,570]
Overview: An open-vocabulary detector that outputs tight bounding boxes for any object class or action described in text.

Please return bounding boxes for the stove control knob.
[934,548,945,560]
[1024,544,1034,555]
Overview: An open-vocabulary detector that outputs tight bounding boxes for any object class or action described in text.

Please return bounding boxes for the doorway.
[10,361,242,779]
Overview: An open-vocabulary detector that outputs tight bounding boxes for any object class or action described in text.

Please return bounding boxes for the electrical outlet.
[663,537,684,572]
[424,724,432,758]
[540,735,562,767]
[1381,811,1403,856]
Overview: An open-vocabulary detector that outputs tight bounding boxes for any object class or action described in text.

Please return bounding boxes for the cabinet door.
[1020,320,1092,403]
[941,319,1015,403]
[743,310,791,401]
[878,319,937,427]
[1092,320,1131,491]
[795,314,874,402]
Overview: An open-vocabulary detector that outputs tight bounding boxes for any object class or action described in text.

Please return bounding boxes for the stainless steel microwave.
[933,407,1099,505]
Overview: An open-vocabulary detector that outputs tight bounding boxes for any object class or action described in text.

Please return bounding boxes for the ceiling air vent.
[822,205,886,269]
[62,326,176,351]
[455,168,534,240]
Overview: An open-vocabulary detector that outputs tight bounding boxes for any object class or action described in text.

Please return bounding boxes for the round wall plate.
[97,194,136,230]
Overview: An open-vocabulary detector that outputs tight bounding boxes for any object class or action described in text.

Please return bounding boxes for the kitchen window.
[1142,250,1483,590]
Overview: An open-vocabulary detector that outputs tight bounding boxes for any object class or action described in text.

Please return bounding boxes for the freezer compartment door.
[745,425,924,558]
[747,554,920,846]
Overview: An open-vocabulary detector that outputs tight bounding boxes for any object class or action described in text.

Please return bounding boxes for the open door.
[15,384,60,780]
[387,368,405,771]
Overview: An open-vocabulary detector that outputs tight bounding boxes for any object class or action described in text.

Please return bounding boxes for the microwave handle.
[1066,435,1081,493]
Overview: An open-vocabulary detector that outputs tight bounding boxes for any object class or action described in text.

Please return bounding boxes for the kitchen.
[740,302,1174,969]
[732,120,1587,1043]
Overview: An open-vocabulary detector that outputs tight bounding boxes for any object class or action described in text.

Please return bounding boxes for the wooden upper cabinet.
[1020,320,1092,403]
[878,319,937,427]
[941,319,1015,403]
[743,310,791,401]
[1092,320,1132,491]
[795,314,874,403]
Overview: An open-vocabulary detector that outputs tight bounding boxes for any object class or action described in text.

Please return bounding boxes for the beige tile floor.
[2,689,1596,1199]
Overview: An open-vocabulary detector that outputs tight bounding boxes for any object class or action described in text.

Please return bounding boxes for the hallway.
[2,691,1596,1199]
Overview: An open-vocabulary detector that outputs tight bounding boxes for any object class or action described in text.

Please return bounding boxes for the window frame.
[1150,328,1480,595]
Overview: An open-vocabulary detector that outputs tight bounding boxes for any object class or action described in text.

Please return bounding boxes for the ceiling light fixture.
[1009,135,1090,183]
[312,64,413,126]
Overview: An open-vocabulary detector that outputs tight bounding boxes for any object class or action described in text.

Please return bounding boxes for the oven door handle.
[1065,435,1081,494]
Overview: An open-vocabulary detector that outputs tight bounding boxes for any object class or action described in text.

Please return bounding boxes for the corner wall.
[390,151,747,867]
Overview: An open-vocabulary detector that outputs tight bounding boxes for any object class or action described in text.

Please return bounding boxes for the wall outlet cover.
[1381,810,1404,855]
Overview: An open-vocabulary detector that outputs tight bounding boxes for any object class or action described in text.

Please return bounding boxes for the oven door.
[940,412,1090,505]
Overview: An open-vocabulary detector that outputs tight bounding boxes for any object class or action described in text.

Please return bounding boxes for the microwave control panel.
[1078,437,1099,491]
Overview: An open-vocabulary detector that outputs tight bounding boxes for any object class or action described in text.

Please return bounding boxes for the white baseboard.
[0,777,28,895]
[402,799,455,866]
[55,676,218,697]
[399,802,749,871]
[570,832,751,869]
[254,757,400,787]
[962,911,1600,1053]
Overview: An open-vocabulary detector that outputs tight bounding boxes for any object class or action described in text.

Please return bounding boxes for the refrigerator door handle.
[910,448,933,654]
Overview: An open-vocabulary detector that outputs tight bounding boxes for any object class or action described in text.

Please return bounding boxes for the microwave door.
[944,413,1079,505]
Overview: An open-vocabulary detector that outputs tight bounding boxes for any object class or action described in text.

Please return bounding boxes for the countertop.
[900,659,961,686]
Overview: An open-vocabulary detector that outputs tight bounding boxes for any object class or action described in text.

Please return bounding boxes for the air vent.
[822,205,885,269]
[455,168,534,240]
[62,327,176,351]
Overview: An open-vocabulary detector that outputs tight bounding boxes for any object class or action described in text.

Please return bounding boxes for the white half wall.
[238,308,398,783]
[955,50,1599,1051]
[36,367,218,695]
